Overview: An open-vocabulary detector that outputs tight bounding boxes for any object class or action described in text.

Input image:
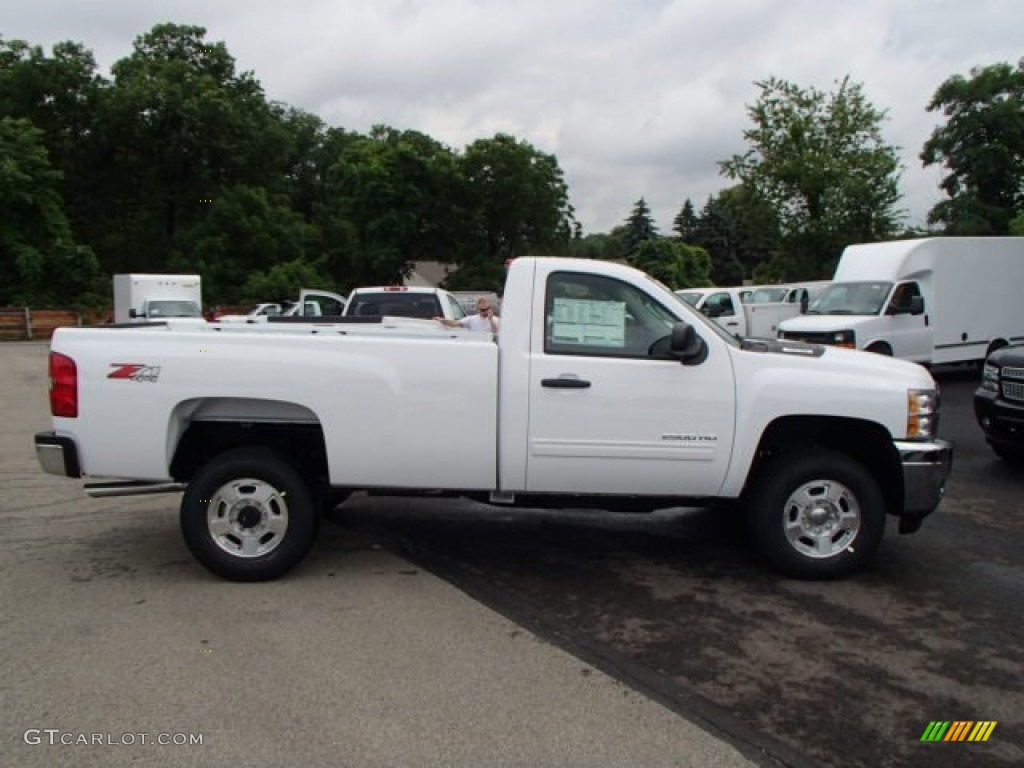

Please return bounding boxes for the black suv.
[975,343,1024,462]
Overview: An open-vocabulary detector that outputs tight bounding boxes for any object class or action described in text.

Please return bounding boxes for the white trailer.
[778,237,1024,364]
[113,274,203,324]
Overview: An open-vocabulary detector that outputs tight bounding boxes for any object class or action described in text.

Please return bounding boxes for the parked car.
[217,303,285,321]
[217,291,347,323]
[975,343,1024,462]
[344,286,466,320]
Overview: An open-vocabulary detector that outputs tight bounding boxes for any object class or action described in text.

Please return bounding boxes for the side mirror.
[129,308,139,319]
[910,296,924,315]
[703,304,722,319]
[669,323,708,365]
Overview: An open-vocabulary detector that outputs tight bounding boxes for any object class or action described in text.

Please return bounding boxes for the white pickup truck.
[36,257,951,582]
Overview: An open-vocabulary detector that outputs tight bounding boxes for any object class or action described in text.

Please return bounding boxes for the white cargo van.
[113,274,203,323]
[778,238,1024,364]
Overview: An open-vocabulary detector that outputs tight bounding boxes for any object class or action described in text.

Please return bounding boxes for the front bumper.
[35,431,81,478]
[893,439,953,532]
[974,389,1024,450]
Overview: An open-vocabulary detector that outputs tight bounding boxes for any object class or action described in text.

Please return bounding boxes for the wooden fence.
[0,308,83,341]
[0,306,254,340]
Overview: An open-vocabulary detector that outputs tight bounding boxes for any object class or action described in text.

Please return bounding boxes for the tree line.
[2,23,1021,307]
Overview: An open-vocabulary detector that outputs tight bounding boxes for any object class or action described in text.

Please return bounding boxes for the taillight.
[49,352,78,418]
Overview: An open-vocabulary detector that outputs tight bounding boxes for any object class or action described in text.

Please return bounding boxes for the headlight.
[981,363,999,392]
[833,330,855,348]
[907,388,939,439]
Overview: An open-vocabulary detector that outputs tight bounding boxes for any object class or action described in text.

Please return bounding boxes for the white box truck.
[778,237,1024,365]
[113,274,203,324]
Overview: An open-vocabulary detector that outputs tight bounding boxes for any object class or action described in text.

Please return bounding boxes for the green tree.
[568,232,618,260]
[692,187,783,284]
[921,60,1024,235]
[672,199,699,242]
[0,118,101,306]
[176,185,319,303]
[240,257,334,304]
[97,23,288,272]
[452,133,574,289]
[321,126,468,286]
[630,239,711,289]
[623,198,658,261]
[721,76,903,279]
[1010,212,1024,236]
[0,38,103,182]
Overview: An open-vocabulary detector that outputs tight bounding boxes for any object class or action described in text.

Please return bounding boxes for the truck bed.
[53,323,499,489]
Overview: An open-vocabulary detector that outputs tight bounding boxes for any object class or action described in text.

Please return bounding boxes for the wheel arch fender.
[743,415,904,517]
[169,398,326,484]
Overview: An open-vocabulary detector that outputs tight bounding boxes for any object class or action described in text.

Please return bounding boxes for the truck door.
[702,291,744,337]
[526,270,736,496]
[885,282,932,361]
[298,291,346,316]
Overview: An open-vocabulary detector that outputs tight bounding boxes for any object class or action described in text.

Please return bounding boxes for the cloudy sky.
[3,0,1021,234]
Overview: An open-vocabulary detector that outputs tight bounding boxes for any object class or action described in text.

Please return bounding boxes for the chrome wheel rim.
[206,478,289,558]
[782,478,860,559]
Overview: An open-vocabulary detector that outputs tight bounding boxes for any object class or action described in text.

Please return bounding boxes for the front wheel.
[181,447,319,581]
[746,450,886,579]
[991,443,1024,464]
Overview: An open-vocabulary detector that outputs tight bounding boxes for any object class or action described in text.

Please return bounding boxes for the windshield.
[347,292,442,319]
[746,286,788,303]
[808,282,892,315]
[147,300,201,318]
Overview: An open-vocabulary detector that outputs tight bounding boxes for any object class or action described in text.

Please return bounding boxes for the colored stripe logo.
[921,721,997,742]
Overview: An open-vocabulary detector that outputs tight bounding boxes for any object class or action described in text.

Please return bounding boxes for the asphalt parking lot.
[0,341,752,768]
[3,341,1021,767]
[334,365,1023,768]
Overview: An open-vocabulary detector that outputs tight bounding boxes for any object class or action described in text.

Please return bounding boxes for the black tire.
[181,447,319,581]
[991,443,1024,464]
[745,450,886,579]
[866,342,892,356]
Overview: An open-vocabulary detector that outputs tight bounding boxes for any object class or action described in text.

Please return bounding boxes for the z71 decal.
[108,363,162,382]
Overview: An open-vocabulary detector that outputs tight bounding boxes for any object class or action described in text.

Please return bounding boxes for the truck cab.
[675,286,751,337]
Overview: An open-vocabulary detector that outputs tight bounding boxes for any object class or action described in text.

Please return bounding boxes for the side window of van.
[889,282,922,313]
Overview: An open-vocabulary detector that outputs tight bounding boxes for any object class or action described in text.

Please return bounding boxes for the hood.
[735,337,933,388]
[988,344,1024,367]
[778,313,876,333]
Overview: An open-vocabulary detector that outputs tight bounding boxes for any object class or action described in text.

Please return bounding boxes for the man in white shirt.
[436,296,500,333]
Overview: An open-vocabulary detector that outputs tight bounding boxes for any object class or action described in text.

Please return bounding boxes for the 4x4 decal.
[107,363,161,382]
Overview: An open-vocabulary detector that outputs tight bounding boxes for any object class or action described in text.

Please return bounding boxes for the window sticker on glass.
[551,298,625,347]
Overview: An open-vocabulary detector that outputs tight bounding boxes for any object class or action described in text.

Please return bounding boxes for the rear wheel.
[746,450,886,579]
[991,443,1024,464]
[181,447,318,581]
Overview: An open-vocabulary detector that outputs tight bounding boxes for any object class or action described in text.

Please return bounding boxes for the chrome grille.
[1002,366,1024,380]
[1003,381,1024,402]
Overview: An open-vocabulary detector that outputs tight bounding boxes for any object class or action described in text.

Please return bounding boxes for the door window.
[544,272,678,359]
[705,292,735,316]
[887,282,922,313]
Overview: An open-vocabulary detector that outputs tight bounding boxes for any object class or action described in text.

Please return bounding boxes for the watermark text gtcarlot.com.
[24,729,203,746]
